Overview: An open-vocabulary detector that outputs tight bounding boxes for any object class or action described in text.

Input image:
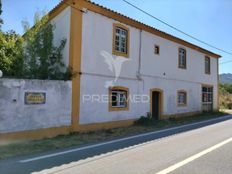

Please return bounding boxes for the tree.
[0,0,3,26]
[22,12,74,80]
[0,30,23,77]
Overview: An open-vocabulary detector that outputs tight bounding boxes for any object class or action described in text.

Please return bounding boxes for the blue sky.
[2,0,232,74]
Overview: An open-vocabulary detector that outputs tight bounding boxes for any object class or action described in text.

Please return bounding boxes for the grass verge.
[0,111,229,160]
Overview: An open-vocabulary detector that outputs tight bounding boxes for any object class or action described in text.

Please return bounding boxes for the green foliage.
[220,83,232,94]
[135,113,154,126]
[22,12,75,80]
[219,83,232,109]
[0,0,3,26]
[0,30,23,77]
[0,10,74,80]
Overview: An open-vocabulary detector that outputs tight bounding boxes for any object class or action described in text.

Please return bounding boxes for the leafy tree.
[0,30,23,77]
[219,83,232,109]
[22,12,74,80]
[0,10,73,80]
[220,83,232,94]
[0,0,3,26]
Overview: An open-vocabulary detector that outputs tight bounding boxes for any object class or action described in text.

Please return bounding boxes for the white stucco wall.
[51,6,71,67]
[0,79,72,133]
[79,10,218,124]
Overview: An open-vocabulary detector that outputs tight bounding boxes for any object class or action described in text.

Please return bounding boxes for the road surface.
[0,115,232,174]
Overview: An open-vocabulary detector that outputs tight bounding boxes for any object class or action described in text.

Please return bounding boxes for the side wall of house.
[51,6,71,67]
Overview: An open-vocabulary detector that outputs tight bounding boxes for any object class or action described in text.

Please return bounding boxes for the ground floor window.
[177,90,187,106]
[109,86,129,111]
[202,86,213,112]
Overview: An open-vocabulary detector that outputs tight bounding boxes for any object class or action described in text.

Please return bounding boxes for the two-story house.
[50,0,221,131]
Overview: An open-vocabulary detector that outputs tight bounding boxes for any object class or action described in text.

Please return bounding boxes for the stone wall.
[0,78,72,133]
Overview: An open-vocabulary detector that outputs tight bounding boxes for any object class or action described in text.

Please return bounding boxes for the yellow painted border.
[163,111,201,119]
[0,126,71,145]
[177,90,187,107]
[150,88,164,119]
[112,23,130,58]
[109,86,130,112]
[69,5,83,131]
[77,119,136,132]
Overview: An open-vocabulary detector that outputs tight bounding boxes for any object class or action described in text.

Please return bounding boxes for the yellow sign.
[25,92,46,105]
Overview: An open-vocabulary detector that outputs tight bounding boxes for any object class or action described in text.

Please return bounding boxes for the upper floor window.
[109,86,129,111]
[177,90,187,106]
[112,23,129,57]
[178,48,186,69]
[205,56,211,74]
[154,45,160,55]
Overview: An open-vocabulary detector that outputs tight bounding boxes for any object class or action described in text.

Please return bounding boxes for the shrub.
[135,113,154,126]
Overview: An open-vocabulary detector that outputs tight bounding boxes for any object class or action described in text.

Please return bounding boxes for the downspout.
[137,29,142,80]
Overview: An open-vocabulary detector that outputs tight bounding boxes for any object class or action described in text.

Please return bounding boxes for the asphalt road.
[171,141,232,174]
[0,115,232,174]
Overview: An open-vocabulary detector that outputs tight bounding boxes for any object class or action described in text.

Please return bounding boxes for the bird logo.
[101,50,130,88]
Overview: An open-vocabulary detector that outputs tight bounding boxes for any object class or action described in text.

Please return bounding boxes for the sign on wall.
[25,92,46,105]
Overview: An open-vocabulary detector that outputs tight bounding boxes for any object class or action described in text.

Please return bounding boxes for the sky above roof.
[2,0,232,74]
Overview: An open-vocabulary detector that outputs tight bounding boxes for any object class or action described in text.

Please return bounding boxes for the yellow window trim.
[109,86,129,112]
[112,23,130,58]
[178,47,187,69]
[177,90,187,107]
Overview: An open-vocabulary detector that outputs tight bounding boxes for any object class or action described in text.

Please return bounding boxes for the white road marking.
[155,137,232,174]
[19,115,231,163]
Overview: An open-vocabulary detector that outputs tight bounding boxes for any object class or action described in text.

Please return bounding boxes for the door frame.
[201,84,214,112]
[150,88,163,119]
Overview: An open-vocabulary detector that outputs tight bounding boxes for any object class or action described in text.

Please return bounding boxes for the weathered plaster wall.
[51,6,71,67]
[78,10,218,124]
[0,79,72,133]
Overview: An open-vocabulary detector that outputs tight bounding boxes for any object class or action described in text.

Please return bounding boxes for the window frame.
[205,56,211,74]
[112,23,130,58]
[178,47,187,69]
[177,90,187,107]
[109,86,129,111]
[154,45,160,55]
[202,85,213,112]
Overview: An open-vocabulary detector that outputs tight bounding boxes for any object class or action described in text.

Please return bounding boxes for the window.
[202,86,213,112]
[112,23,129,57]
[109,86,129,111]
[177,91,187,106]
[178,48,186,69]
[205,56,211,74]
[154,45,160,55]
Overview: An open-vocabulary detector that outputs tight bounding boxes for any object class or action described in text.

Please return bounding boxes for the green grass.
[0,111,229,160]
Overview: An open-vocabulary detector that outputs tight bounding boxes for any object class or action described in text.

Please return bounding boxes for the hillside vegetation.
[220,73,232,84]
[219,83,232,109]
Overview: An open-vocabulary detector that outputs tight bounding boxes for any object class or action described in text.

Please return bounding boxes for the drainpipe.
[137,29,142,80]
